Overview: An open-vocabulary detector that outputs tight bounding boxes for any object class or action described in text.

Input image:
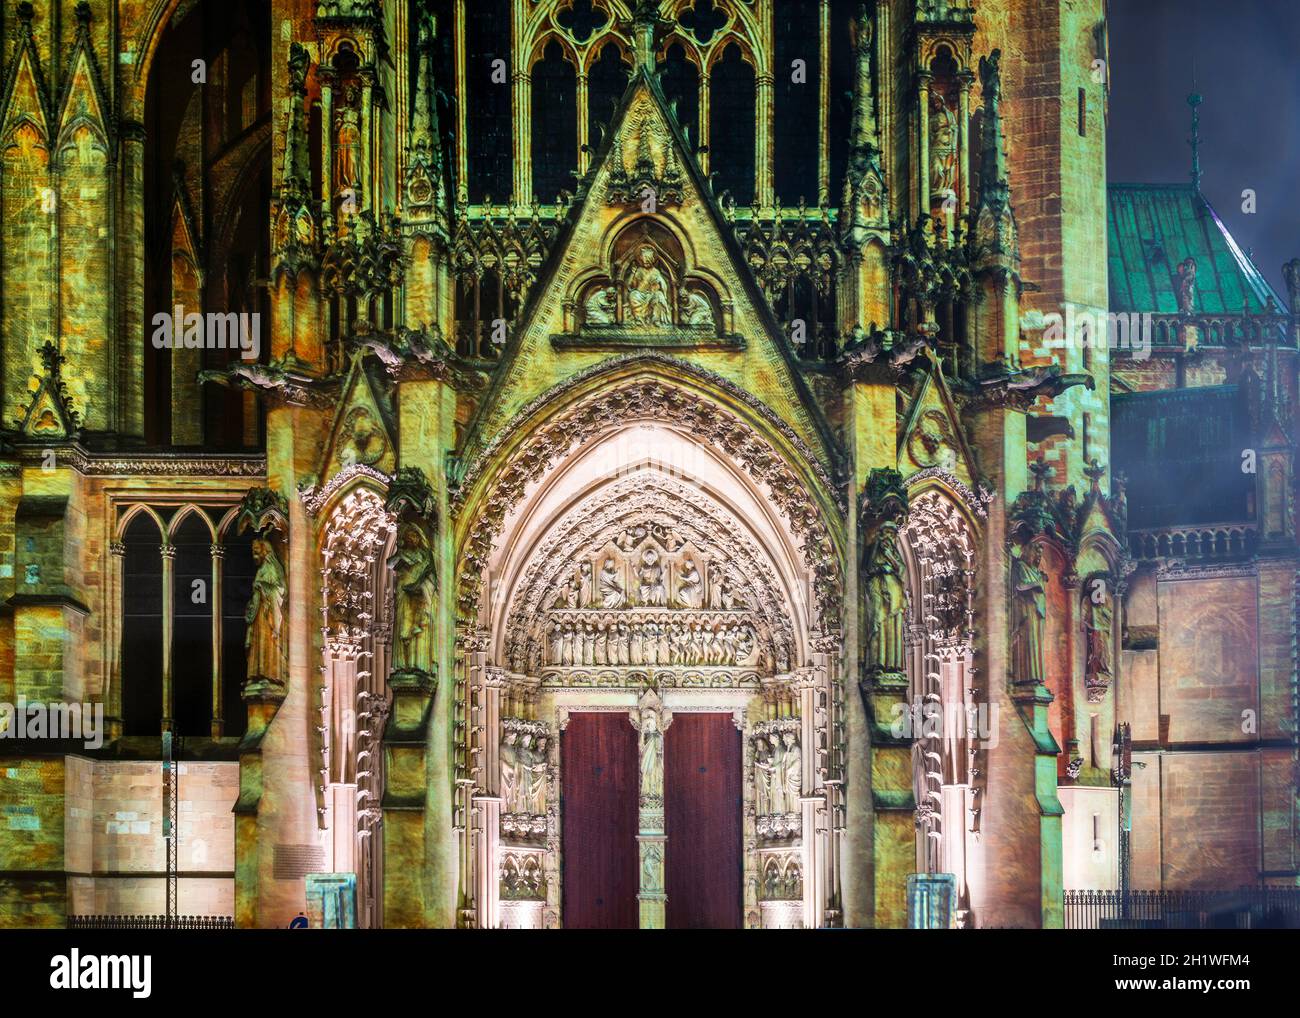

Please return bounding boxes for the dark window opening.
[466,0,514,203]
[122,515,163,736]
[708,43,756,206]
[587,42,632,156]
[531,41,578,203]
[656,43,700,150]
[172,514,214,736]
[774,0,821,204]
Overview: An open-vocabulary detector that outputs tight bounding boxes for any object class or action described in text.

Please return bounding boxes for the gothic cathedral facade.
[0,0,1296,929]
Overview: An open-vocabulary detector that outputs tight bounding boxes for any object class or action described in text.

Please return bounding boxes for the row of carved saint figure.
[544,617,759,667]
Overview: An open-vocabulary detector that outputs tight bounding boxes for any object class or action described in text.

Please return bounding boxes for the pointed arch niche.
[312,481,398,930]
[898,480,983,927]
[454,369,845,929]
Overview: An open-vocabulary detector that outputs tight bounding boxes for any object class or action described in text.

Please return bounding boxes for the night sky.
[1107,0,1300,302]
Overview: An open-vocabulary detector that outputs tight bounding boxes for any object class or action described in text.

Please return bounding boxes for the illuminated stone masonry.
[0,0,1295,931]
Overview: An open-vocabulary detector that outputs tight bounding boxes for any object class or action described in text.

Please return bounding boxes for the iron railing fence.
[1065,888,1300,929]
[67,914,234,930]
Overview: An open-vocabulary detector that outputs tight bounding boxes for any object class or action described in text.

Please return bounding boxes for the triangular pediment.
[898,354,978,487]
[320,352,397,482]
[13,342,81,440]
[55,36,109,147]
[1,32,51,144]
[460,68,837,473]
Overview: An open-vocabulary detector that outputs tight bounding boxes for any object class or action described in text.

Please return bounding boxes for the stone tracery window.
[116,504,254,738]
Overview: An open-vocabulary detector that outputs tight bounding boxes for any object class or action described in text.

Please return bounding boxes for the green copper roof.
[1107,183,1286,315]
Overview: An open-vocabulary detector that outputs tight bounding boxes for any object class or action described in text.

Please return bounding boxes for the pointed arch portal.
[455,368,845,929]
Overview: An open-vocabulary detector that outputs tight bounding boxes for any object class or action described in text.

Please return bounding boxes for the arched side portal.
[899,480,984,928]
[313,483,396,930]
[453,365,845,929]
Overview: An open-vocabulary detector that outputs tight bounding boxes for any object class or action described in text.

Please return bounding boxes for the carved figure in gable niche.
[624,245,673,327]
[680,287,715,329]
[584,284,618,325]
[1010,542,1048,685]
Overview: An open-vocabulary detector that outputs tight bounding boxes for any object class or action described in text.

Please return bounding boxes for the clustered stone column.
[633,690,671,929]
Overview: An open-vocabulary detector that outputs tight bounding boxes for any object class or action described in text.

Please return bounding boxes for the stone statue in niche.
[525,734,549,814]
[769,735,790,814]
[680,288,715,329]
[584,285,618,325]
[387,523,437,675]
[675,555,703,608]
[637,546,666,605]
[1010,542,1048,684]
[754,736,776,815]
[246,537,288,686]
[929,92,958,198]
[639,710,664,800]
[781,731,801,808]
[335,93,362,193]
[1084,593,1114,700]
[518,733,540,812]
[624,245,672,327]
[599,557,625,608]
[642,845,663,891]
[863,521,908,675]
[500,728,521,812]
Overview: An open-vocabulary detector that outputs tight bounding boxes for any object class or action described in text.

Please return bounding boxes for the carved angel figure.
[584,285,618,326]
[680,288,715,328]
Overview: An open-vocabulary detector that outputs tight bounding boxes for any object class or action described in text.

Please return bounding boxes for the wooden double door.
[561,712,742,929]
